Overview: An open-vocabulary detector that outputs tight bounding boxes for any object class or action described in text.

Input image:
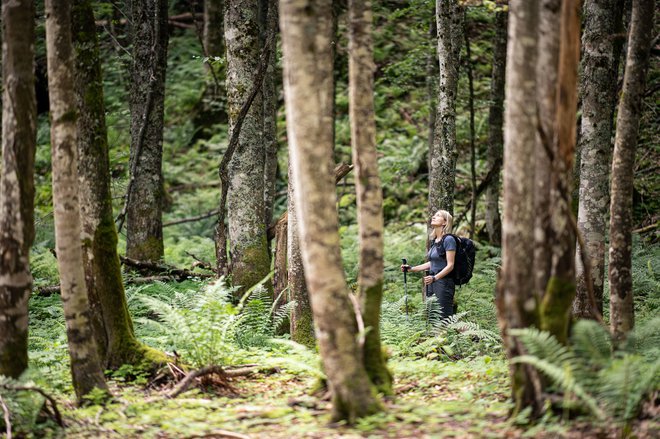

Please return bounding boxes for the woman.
[401,210,456,321]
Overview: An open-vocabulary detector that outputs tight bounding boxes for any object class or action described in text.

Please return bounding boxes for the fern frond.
[571,320,612,366]
[509,328,574,365]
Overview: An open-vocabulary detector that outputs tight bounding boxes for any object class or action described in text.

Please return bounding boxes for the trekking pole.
[401,258,409,317]
[425,270,430,333]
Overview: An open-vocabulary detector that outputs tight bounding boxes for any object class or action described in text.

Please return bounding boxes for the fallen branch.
[164,209,221,227]
[166,365,236,398]
[632,222,658,234]
[185,252,218,274]
[35,275,200,296]
[0,384,64,428]
[186,430,251,439]
[120,256,214,279]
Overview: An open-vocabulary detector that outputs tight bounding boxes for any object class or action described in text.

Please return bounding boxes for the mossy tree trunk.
[348,0,392,395]
[72,0,167,370]
[496,0,544,418]
[224,0,271,295]
[573,0,625,319]
[608,0,653,341]
[126,0,168,262]
[429,0,462,216]
[0,0,36,379]
[280,0,382,423]
[45,0,108,402]
[485,9,506,246]
[534,0,560,300]
[539,0,581,346]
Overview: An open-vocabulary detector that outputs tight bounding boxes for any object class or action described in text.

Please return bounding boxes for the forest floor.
[57,356,657,439]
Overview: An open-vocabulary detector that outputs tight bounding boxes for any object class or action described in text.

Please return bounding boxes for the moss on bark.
[540,276,575,345]
[291,309,315,349]
[361,281,393,395]
[232,236,272,297]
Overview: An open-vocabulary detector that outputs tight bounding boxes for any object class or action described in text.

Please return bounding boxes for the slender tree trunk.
[496,0,544,418]
[609,0,653,341]
[0,0,36,379]
[261,0,279,232]
[225,0,271,295]
[539,0,581,345]
[534,0,561,300]
[280,0,381,423]
[348,0,392,395]
[485,9,506,246]
[464,15,477,238]
[429,0,462,216]
[45,0,108,401]
[126,0,168,262]
[72,0,166,370]
[204,0,224,60]
[426,18,438,174]
[573,0,625,318]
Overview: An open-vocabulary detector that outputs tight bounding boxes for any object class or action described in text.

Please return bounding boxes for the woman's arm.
[411,262,430,272]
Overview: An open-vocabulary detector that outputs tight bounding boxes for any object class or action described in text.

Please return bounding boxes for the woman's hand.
[423,275,435,285]
[400,264,411,272]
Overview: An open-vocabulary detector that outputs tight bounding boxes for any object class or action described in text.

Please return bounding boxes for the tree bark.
[204,0,224,60]
[125,0,169,262]
[496,0,544,418]
[225,0,271,295]
[348,0,392,395]
[45,0,108,401]
[573,0,625,319]
[280,0,381,423]
[429,0,462,216]
[72,0,166,370]
[539,0,581,346]
[0,0,37,379]
[609,0,653,341]
[485,9,506,246]
[534,0,561,300]
[464,15,477,239]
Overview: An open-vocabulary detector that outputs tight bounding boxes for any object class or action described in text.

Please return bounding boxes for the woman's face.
[431,212,445,227]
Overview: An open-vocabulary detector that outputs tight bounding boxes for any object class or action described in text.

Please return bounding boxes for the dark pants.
[426,276,455,322]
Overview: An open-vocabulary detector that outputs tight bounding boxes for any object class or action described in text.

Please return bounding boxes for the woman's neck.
[434,227,445,240]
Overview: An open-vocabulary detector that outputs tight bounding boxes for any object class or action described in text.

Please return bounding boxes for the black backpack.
[439,234,476,286]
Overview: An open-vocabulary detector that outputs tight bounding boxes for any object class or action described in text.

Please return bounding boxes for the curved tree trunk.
[348,0,392,395]
[225,0,271,295]
[126,0,168,262]
[485,9,506,246]
[539,0,581,346]
[573,0,624,319]
[429,0,462,216]
[280,0,381,423]
[534,0,561,300]
[0,0,36,379]
[609,0,653,341]
[45,0,108,401]
[72,0,166,370]
[496,0,544,418]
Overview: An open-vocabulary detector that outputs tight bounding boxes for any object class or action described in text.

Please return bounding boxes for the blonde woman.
[401,210,456,321]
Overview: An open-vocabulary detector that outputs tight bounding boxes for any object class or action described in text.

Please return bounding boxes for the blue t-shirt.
[428,235,457,274]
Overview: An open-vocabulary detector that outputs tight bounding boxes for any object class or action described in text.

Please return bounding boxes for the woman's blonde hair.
[430,209,453,239]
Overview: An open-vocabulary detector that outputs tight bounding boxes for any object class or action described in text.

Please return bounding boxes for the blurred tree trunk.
[280,0,381,423]
[0,0,36,379]
[429,0,462,216]
[204,0,224,60]
[224,0,271,295]
[261,0,279,233]
[125,0,168,262]
[348,0,392,395]
[534,0,560,299]
[609,0,653,341]
[485,8,506,246]
[464,16,476,238]
[539,0,581,345]
[496,0,544,418]
[45,0,108,401]
[573,0,625,319]
[72,0,166,370]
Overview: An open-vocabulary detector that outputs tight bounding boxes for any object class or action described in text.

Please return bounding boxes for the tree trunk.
[609,0,653,341]
[273,213,288,309]
[429,0,462,216]
[534,0,561,299]
[225,0,271,295]
[496,0,544,418]
[280,0,381,423]
[573,0,624,319]
[72,0,166,370]
[261,0,279,232]
[539,0,581,346]
[464,15,477,239]
[45,0,108,401]
[204,0,224,60]
[126,0,168,262]
[485,9,506,246]
[0,0,37,379]
[348,0,392,395]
